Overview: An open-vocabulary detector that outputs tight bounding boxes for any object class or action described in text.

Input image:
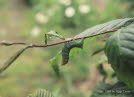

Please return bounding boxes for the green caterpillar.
[62,40,84,65]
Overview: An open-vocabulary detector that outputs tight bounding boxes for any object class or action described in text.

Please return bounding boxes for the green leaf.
[50,51,61,77]
[27,89,54,97]
[46,30,64,40]
[74,18,134,39]
[105,24,134,89]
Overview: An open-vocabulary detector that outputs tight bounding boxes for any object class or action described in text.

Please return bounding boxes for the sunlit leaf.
[46,30,64,40]
[74,18,134,39]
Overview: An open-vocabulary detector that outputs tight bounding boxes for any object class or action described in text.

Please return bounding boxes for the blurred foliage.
[27,89,54,97]
[122,0,134,16]
[0,0,133,97]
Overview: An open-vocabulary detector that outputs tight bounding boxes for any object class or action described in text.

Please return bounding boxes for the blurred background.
[0,0,133,97]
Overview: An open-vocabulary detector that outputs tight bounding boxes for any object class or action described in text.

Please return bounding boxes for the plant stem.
[0,29,118,48]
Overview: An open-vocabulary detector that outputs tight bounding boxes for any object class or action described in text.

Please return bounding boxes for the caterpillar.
[62,40,84,65]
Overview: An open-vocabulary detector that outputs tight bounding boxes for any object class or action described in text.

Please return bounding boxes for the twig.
[0,29,118,48]
[0,41,28,46]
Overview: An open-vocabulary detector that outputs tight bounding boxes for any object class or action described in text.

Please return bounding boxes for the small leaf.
[47,30,64,40]
[50,51,61,77]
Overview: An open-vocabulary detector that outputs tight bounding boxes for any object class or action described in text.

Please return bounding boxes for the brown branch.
[0,29,118,48]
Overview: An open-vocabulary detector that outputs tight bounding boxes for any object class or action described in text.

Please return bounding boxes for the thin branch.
[0,29,118,48]
[0,41,28,46]
[0,46,29,73]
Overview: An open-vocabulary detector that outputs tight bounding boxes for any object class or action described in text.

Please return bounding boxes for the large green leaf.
[74,18,134,39]
[105,24,134,89]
